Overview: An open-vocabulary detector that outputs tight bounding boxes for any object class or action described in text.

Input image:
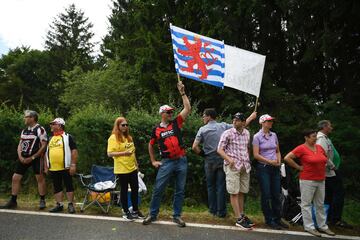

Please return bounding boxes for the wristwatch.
[31,156,35,160]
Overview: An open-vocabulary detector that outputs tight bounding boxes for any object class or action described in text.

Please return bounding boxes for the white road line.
[1,209,359,240]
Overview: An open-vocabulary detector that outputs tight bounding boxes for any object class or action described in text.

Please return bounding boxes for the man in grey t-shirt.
[316,120,352,229]
[192,108,256,217]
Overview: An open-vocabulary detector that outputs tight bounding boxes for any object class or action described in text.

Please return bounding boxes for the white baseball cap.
[50,117,65,125]
[159,105,175,114]
[259,114,275,124]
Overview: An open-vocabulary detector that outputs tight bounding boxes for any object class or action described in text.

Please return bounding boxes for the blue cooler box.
[127,191,141,208]
[311,204,329,228]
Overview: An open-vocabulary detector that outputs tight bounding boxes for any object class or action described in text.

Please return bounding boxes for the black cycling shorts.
[50,170,74,194]
[14,157,43,175]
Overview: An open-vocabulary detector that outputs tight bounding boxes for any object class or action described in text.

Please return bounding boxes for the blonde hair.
[111,117,133,143]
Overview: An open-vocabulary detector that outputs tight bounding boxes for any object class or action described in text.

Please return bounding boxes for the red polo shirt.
[291,144,327,181]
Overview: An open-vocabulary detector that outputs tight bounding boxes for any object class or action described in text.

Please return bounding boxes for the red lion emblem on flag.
[178,36,218,80]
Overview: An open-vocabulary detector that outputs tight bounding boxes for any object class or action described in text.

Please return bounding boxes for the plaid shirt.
[218,127,251,173]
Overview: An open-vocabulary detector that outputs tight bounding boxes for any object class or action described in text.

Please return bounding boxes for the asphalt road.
[0,210,352,240]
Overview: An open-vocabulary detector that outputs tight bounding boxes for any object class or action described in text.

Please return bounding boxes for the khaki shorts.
[224,165,250,194]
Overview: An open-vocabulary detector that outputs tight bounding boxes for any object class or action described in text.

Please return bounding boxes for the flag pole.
[177,73,181,82]
[254,97,259,112]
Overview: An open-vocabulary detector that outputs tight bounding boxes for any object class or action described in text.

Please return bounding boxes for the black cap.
[233,112,246,121]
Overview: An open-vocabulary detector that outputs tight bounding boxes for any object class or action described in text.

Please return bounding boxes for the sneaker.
[0,199,17,209]
[235,217,252,230]
[173,217,186,227]
[132,210,145,219]
[243,215,255,227]
[142,215,157,225]
[276,219,289,229]
[122,211,135,221]
[266,221,281,230]
[68,203,75,214]
[306,229,322,237]
[333,220,353,229]
[49,203,64,213]
[39,199,46,210]
[318,228,335,236]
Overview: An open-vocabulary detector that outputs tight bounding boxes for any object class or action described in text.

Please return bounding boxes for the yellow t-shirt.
[107,134,137,174]
[48,135,65,171]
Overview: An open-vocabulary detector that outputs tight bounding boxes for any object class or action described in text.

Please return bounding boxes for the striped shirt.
[20,124,47,157]
[218,127,251,172]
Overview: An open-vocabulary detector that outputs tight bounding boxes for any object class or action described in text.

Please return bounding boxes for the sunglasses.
[165,111,173,114]
[24,116,33,118]
[120,124,129,127]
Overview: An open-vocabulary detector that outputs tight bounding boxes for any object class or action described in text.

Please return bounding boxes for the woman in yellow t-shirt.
[107,117,144,220]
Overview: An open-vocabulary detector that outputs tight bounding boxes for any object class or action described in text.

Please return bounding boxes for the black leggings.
[118,170,139,212]
[50,170,74,194]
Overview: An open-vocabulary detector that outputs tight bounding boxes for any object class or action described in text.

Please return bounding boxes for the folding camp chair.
[77,165,117,213]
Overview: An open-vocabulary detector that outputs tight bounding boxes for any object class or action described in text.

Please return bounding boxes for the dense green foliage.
[0,48,59,109]
[0,1,359,201]
[60,62,144,112]
[102,0,360,112]
[45,4,95,72]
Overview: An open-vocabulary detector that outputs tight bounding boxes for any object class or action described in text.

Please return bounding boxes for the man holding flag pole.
[217,112,254,229]
[143,79,191,227]
[192,109,257,219]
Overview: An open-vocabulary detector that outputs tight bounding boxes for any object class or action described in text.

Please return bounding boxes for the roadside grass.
[1,185,359,236]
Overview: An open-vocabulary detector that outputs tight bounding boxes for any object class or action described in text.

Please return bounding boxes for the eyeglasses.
[121,124,129,127]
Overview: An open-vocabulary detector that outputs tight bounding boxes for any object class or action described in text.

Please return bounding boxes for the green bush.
[0,105,22,191]
[65,104,118,172]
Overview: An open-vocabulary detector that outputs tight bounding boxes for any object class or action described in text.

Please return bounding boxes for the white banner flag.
[224,45,266,97]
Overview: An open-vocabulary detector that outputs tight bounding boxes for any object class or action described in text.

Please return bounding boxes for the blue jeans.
[204,154,226,217]
[149,156,187,218]
[256,163,281,224]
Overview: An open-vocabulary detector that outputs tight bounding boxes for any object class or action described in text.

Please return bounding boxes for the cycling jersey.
[149,115,186,159]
